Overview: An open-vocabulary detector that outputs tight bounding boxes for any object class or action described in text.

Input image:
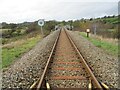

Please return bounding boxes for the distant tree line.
[2,15,119,39]
[65,15,119,39]
[1,20,59,38]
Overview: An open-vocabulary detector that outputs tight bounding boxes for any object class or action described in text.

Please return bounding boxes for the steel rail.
[65,29,102,89]
[30,30,61,89]
[36,30,61,89]
[30,28,103,89]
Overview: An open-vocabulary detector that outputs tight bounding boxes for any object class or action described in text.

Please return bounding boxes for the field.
[80,32,118,56]
[1,21,56,69]
[2,35,41,68]
[1,15,119,69]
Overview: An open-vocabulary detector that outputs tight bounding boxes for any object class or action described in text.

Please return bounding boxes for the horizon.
[1,14,118,24]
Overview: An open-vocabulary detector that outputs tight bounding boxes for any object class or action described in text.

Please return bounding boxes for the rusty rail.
[65,29,102,89]
[36,30,61,89]
[30,28,104,89]
[30,30,61,89]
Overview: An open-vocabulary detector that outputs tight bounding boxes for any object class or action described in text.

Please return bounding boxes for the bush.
[20,29,26,35]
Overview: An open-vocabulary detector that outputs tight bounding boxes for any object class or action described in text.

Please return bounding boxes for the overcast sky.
[0,0,119,23]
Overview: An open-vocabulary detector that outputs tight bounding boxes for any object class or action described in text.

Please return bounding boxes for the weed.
[80,32,118,56]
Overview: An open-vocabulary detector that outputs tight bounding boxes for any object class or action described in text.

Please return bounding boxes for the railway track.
[30,28,108,90]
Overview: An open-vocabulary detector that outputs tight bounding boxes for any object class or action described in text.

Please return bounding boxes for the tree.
[90,18,93,21]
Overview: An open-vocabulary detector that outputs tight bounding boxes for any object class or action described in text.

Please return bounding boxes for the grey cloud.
[0,1,118,23]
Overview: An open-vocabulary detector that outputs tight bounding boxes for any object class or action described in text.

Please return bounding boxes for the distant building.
[65,25,73,30]
[55,25,61,30]
[55,25,59,30]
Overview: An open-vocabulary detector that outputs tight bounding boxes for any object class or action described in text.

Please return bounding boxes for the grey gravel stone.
[2,30,118,88]
[2,30,60,88]
[67,30,118,88]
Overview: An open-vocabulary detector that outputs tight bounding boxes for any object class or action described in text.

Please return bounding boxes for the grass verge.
[80,32,118,56]
[2,35,40,68]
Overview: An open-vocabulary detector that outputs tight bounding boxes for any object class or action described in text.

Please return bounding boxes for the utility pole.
[94,24,97,35]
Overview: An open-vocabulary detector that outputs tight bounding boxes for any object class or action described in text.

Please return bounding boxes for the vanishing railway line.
[30,28,107,90]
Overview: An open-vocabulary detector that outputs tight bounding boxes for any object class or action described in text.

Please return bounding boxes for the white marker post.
[38,19,45,37]
[86,29,90,37]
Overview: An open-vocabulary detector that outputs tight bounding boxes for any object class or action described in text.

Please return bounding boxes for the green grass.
[99,16,119,24]
[2,36,40,68]
[80,32,118,56]
[2,30,41,44]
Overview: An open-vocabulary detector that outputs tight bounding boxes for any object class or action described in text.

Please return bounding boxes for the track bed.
[47,29,89,88]
[30,28,103,89]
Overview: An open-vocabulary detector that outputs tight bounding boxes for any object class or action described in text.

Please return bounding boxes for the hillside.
[97,16,119,24]
[1,15,119,68]
[1,20,59,68]
[71,15,119,39]
[1,20,59,44]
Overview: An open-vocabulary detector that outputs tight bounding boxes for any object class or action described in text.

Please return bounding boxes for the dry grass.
[2,35,41,68]
[2,40,25,49]
[2,35,41,49]
[90,33,118,45]
[80,32,118,56]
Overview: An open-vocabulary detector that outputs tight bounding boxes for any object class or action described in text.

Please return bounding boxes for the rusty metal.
[51,67,81,71]
[65,29,102,88]
[50,76,87,80]
[30,28,104,89]
[29,30,61,90]
[53,62,80,64]
[36,30,61,90]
